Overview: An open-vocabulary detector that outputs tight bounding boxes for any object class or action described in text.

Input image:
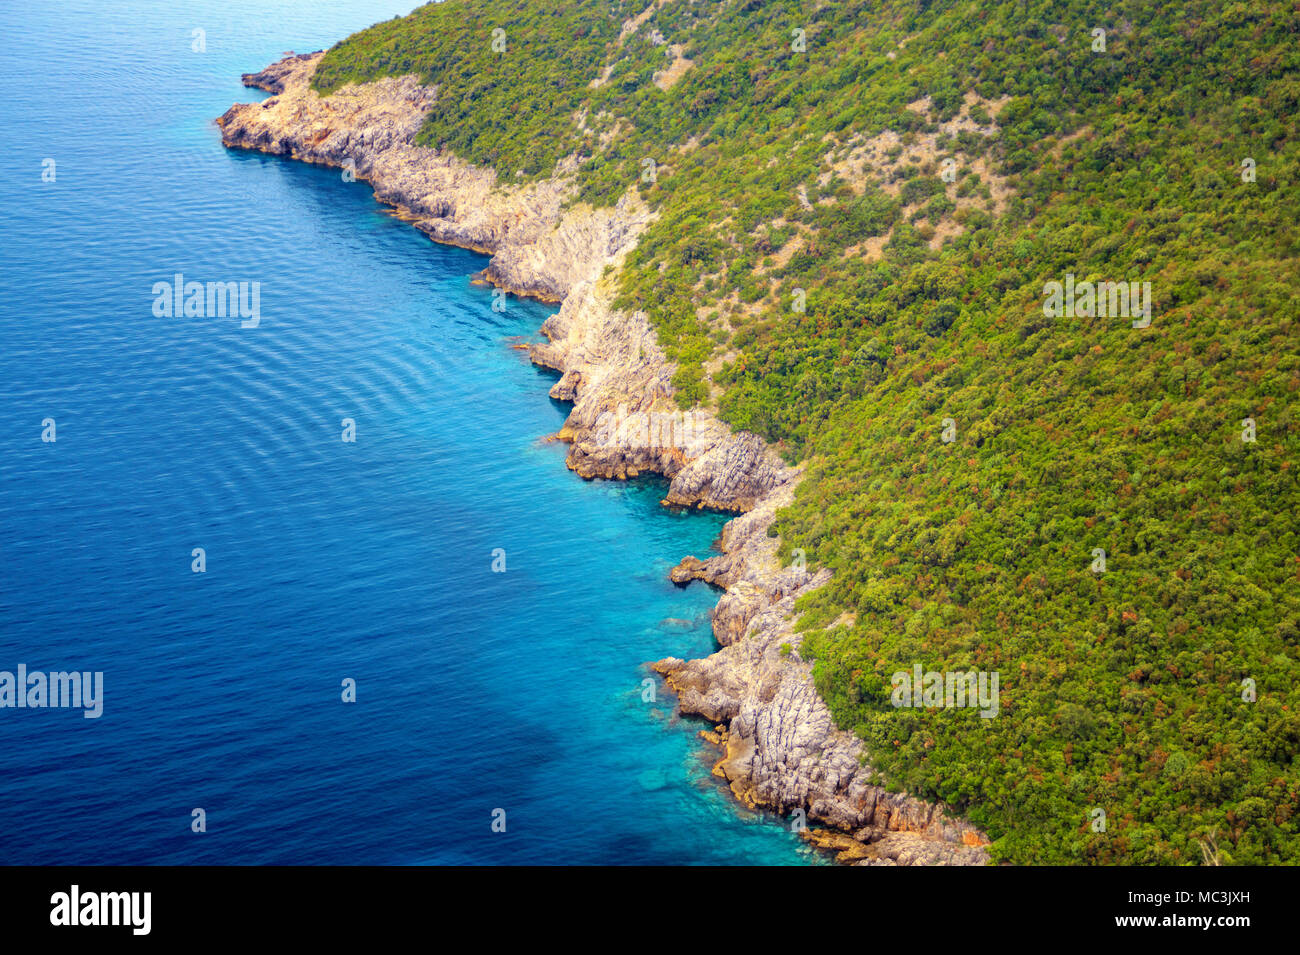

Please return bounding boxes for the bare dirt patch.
[820,91,1013,257]
[654,44,694,90]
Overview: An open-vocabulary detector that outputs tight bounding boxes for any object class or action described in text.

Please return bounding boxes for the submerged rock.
[657,617,695,631]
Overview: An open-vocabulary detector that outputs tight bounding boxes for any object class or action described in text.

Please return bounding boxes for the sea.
[0,0,822,865]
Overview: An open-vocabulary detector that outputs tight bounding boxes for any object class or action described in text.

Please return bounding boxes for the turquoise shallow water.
[0,0,822,864]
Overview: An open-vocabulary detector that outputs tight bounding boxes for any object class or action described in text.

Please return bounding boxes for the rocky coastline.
[218,52,990,865]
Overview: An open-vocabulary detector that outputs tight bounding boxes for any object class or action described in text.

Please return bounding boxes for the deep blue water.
[0,1,820,864]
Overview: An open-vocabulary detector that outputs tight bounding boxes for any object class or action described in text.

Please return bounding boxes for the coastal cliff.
[218,52,989,865]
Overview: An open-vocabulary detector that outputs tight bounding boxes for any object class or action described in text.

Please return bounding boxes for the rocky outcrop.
[219,52,648,302]
[653,482,989,866]
[219,53,990,865]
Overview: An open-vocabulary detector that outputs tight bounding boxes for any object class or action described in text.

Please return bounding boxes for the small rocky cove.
[217,52,990,865]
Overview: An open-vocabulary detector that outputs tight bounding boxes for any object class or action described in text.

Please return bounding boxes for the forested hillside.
[314,0,1300,863]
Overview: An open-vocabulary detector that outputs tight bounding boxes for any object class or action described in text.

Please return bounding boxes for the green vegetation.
[316,0,1300,863]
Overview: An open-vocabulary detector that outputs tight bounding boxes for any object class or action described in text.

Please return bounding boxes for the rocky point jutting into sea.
[217,51,990,866]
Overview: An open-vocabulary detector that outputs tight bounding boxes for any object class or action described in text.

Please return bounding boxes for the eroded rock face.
[219,54,989,866]
[218,52,649,302]
[653,485,989,867]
